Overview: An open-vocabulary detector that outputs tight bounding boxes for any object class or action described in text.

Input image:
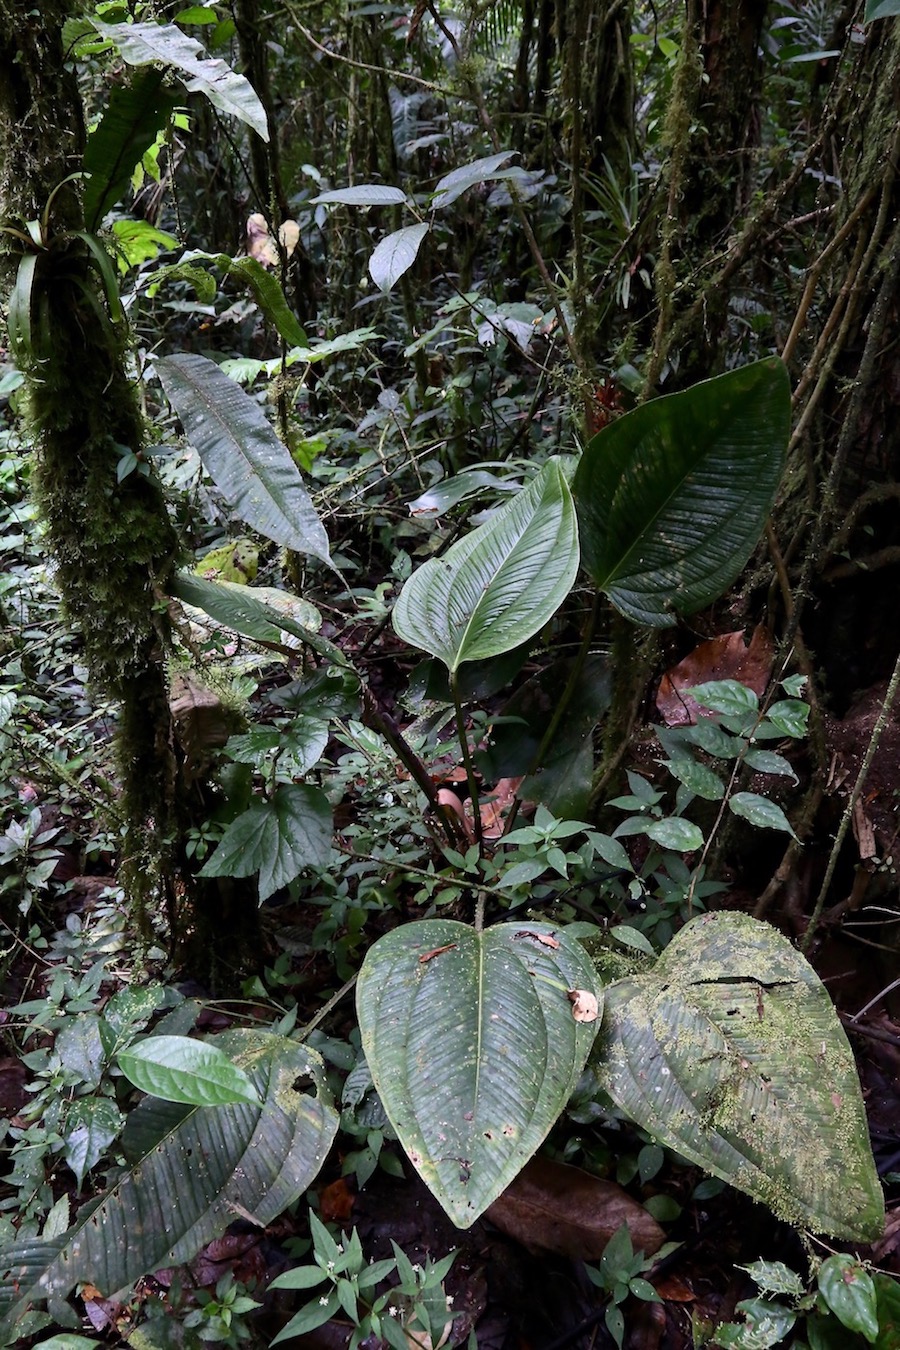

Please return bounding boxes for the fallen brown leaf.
[656,627,773,727]
[486,1156,665,1261]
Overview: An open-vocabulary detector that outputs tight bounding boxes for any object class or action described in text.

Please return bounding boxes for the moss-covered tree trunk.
[0,1,259,975]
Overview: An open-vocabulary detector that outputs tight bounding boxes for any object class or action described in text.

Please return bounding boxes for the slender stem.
[360,685,464,846]
[451,669,483,852]
[297,973,358,1043]
[802,644,900,953]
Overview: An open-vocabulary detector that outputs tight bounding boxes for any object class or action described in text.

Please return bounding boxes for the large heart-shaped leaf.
[91,21,268,140]
[392,458,578,672]
[593,912,883,1240]
[573,359,790,626]
[357,919,602,1228]
[0,1031,337,1341]
[157,355,330,565]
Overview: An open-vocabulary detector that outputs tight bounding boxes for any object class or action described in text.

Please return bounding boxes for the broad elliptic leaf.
[117,1035,262,1107]
[199,783,332,902]
[369,223,430,293]
[817,1255,879,1341]
[0,1031,337,1342]
[170,571,347,668]
[431,152,515,209]
[310,185,408,206]
[392,458,578,672]
[573,359,790,627]
[356,919,602,1228]
[728,792,796,837]
[593,911,884,1240]
[864,0,900,20]
[157,355,330,564]
[91,21,269,141]
[83,69,178,230]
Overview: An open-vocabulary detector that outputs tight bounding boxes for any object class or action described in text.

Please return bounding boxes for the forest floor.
[4,632,900,1350]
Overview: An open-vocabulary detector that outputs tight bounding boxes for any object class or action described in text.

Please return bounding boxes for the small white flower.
[319,1296,330,1307]
[389,1306,400,1318]
[411,1264,423,1275]
[446,1296,454,1306]
[327,1261,335,1272]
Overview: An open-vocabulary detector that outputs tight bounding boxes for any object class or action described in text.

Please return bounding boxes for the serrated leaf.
[63,1098,125,1190]
[357,919,602,1228]
[594,911,884,1240]
[729,792,796,837]
[392,458,578,672]
[573,360,790,626]
[91,20,268,140]
[157,355,330,564]
[310,185,407,206]
[369,222,430,292]
[431,152,516,208]
[83,68,178,230]
[0,1031,337,1341]
[118,1035,262,1106]
[199,783,332,902]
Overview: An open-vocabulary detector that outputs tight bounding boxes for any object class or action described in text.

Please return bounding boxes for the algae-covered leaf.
[0,1031,337,1342]
[593,912,883,1241]
[357,920,602,1228]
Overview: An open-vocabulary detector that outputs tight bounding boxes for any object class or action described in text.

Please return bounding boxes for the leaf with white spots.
[357,920,602,1228]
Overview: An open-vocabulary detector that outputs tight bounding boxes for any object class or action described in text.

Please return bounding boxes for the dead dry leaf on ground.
[485,1156,665,1260]
[656,626,773,726]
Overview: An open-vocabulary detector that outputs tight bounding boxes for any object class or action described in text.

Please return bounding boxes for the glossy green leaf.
[864,0,900,20]
[392,458,578,672]
[431,152,516,208]
[224,256,307,348]
[593,912,884,1240]
[818,1255,878,1342]
[83,69,178,230]
[729,792,796,837]
[573,359,790,626]
[369,222,430,292]
[199,783,332,902]
[118,1035,262,1106]
[8,253,38,363]
[663,756,725,800]
[91,21,268,140]
[311,185,407,206]
[641,817,704,850]
[743,750,798,781]
[170,571,346,666]
[690,681,760,719]
[157,355,330,564]
[357,919,602,1227]
[764,699,809,738]
[0,1031,337,1341]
